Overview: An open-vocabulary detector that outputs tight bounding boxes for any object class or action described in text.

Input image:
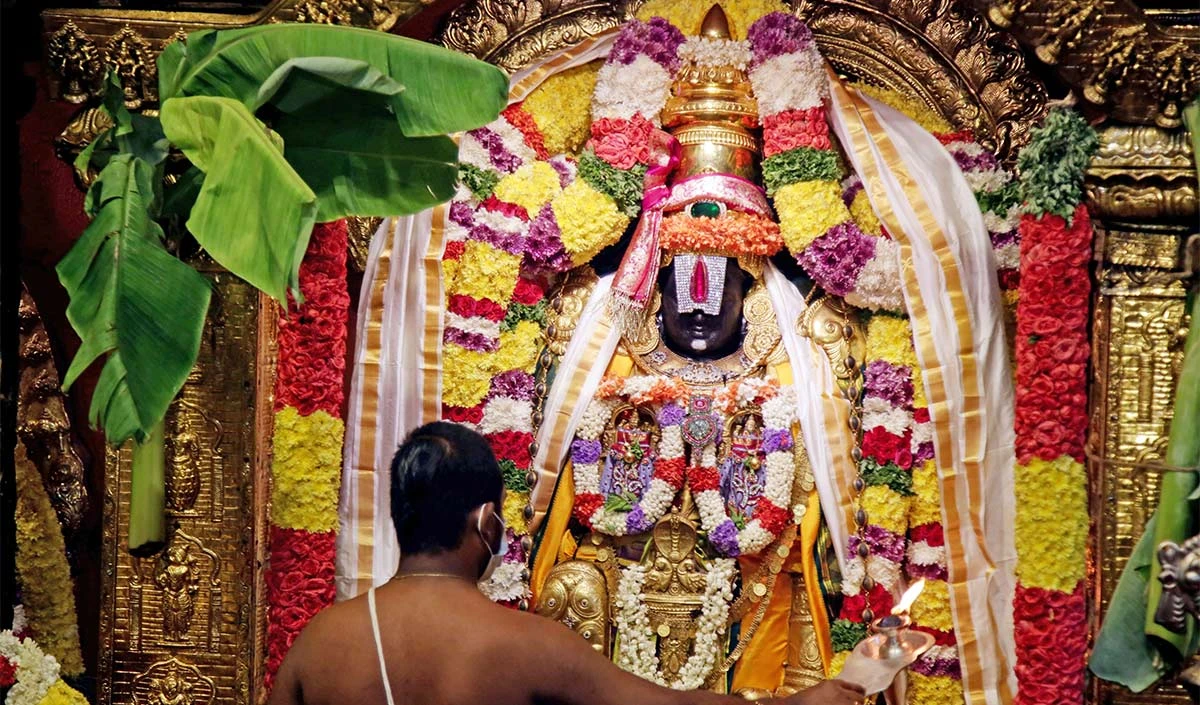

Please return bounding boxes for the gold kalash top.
[662,6,760,183]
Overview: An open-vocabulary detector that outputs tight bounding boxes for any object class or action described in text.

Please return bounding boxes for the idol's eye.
[689,201,724,218]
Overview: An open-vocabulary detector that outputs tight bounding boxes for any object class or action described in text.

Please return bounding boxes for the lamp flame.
[892,579,926,615]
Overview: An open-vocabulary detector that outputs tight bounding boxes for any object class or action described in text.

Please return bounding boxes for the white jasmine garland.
[478,559,532,602]
[615,559,737,689]
[763,453,793,504]
[696,490,727,528]
[1,630,60,705]
[574,462,602,494]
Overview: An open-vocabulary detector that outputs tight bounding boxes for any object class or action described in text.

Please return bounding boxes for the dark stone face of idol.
[659,257,750,361]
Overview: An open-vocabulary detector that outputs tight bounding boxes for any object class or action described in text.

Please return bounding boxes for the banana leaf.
[157,24,508,137]
[273,92,460,221]
[160,95,318,303]
[57,153,212,446]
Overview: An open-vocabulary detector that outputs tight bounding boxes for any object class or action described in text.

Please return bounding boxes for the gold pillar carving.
[99,269,276,705]
[17,286,88,535]
[1087,123,1197,704]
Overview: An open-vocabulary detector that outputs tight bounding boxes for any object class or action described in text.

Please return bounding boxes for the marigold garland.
[265,220,349,690]
[13,441,84,677]
[658,210,783,257]
[1010,109,1097,705]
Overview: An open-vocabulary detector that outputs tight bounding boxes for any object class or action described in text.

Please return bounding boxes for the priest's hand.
[783,679,866,705]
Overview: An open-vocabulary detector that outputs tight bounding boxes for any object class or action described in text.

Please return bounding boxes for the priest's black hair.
[389,421,503,555]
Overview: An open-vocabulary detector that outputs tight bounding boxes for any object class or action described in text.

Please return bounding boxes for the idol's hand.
[782,679,866,705]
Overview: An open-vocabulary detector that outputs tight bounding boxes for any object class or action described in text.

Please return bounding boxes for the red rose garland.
[265,221,350,689]
[1010,109,1097,705]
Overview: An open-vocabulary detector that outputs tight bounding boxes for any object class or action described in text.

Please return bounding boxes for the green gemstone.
[690,201,722,218]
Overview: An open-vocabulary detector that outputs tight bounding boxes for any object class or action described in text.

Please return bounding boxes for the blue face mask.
[476,507,508,581]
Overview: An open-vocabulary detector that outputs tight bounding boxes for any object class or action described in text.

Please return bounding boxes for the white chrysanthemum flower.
[445,313,502,340]
[457,132,492,171]
[907,540,947,568]
[592,57,673,122]
[748,49,827,115]
[862,404,912,437]
[964,167,1011,193]
[845,238,905,312]
[492,115,538,165]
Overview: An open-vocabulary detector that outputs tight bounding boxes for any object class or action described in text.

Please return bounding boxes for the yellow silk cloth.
[530,353,833,691]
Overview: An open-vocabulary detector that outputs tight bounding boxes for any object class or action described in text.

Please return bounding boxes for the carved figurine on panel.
[156,543,201,642]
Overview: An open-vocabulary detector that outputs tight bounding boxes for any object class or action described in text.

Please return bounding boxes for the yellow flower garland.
[909,460,943,527]
[442,319,544,409]
[523,62,602,155]
[865,315,919,368]
[848,189,881,236]
[271,408,345,532]
[636,0,787,38]
[503,490,532,535]
[853,83,953,135]
[551,179,630,265]
[442,345,496,408]
[829,650,850,677]
[494,161,563,215]
[907,672,966,705]
[859,485,909,535]
[773,181,849,253]
[909,578,955,633]
[496,320,544,374]
[36,680,89,705]
[450,241,523,303]
[13,441,84,677]
[1014,457,1088,592]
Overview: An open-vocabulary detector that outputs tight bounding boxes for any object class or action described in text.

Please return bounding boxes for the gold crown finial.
[661,4,760,181]
[700,5,731,39]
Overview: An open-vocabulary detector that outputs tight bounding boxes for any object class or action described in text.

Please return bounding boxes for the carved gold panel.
[41,0,435,105]
[979,0,1198,128]
[99,270,276,705]
[1089,220,1195,703]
